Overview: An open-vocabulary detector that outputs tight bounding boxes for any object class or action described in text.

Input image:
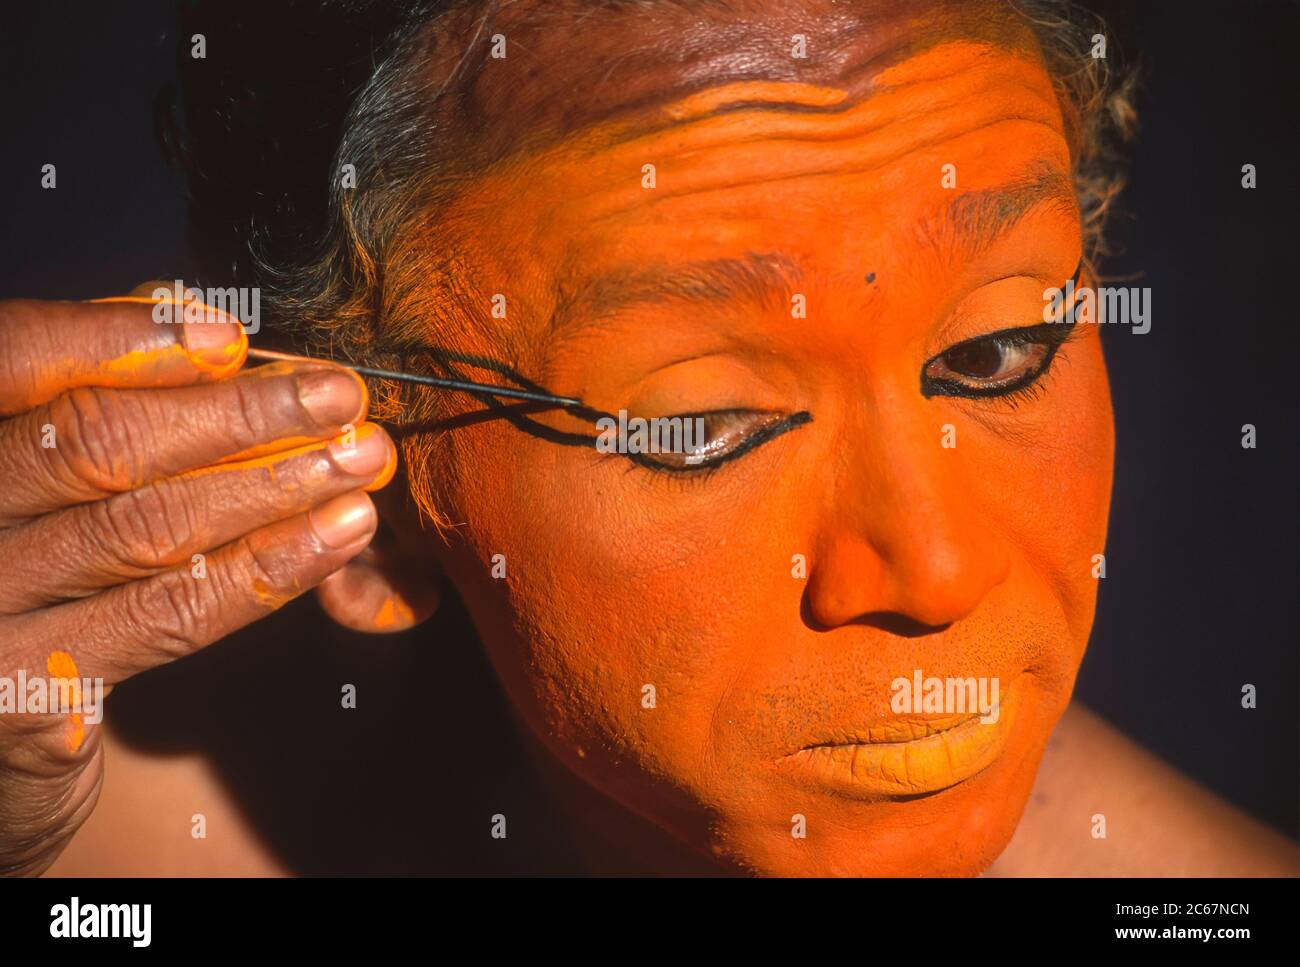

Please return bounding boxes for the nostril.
[859,612,952,638]
[799,587,953,637]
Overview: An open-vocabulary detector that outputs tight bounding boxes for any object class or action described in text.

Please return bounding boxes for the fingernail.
[309,492,376,549]
[180,306,246,370]
[363,442,400,493]
[328,424,392,477]
[298,369,366,427]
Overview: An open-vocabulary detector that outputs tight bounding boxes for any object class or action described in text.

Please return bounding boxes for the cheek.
[967,331,1114,647]
[438,426,801,789]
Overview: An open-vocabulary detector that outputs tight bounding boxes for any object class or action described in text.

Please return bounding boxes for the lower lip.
[779,685,1019,798]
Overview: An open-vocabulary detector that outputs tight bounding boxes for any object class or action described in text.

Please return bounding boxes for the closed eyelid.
[629,410,813,474]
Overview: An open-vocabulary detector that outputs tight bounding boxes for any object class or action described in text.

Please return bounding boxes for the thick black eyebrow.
[548,250,803,340]
[925,162,1078,257]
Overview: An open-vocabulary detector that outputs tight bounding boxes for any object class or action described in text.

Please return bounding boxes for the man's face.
[409,3,1114,874]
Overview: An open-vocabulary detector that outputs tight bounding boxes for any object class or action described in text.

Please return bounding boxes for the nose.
[805,419,1011,631]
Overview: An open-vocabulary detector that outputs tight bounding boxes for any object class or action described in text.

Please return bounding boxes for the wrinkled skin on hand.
[0,294,397,875]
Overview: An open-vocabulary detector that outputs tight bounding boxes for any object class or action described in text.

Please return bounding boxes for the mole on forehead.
[454,0,1041,154]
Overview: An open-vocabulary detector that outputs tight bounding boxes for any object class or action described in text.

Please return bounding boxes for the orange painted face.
[410,23,1114,874]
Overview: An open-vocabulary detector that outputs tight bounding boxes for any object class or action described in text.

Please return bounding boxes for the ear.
[315,493,442,634]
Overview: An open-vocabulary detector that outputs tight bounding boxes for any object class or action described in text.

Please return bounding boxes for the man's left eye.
[921,323,1075,399]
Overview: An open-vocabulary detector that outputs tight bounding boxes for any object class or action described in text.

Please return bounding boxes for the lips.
[778,684,1017,798]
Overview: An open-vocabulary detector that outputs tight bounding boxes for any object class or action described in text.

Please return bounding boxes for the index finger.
[0,296,248,416]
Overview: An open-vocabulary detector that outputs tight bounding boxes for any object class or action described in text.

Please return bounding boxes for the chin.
[667,676,1066,876]
[714,745,1049,876]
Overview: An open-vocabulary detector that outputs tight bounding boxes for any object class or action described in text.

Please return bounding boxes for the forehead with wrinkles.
[375,0,1076,388]
[429,0,1044,166]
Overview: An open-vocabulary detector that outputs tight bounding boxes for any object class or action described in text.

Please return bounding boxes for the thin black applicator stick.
[246,348,582,407]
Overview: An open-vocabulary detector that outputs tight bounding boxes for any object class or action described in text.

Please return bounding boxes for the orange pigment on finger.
[213,366,370,465]
[363,442,399,493]
[216,434,331,466]
[180,439,326,483]
[180,423,396,501]
[87,296,248,377]
[251,578,292,609]
[89,336,243,384]
[45,651,85,752]
[372,596,415,629]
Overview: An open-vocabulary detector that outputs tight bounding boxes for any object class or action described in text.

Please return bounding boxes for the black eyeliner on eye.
[920,320,1079,400]
[919,260,1086,401]
[631,410,813,475]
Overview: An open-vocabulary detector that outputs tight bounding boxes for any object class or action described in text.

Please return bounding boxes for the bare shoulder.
[44,725,286,876]
[988,701,1299,876]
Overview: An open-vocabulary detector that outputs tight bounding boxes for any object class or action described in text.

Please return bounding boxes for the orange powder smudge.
[87,335,243,386]
[216,434,326,466]
[252,578,292,610]
[87,296,247,377]
[364,439,399,493]
[45,651,85,752]
[184,423,390,486]
[97,344,193,383]
[372,596,415,630]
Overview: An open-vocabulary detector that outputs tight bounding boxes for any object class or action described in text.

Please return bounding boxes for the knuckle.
[229,532,303,607]
[46,388,151,493]
[224,374,275,449]
[85,482,197,572]
[239,533,294,591]
[132,567,216,656]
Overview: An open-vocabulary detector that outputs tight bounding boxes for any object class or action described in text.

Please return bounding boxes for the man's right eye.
[632,409,812,474]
